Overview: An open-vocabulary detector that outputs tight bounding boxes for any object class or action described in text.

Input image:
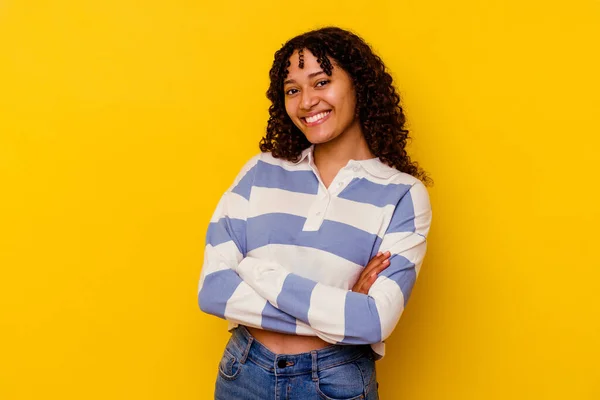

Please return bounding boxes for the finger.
[374,257,391,274]
[353,273,370,292]
[355,262,387,294]
[364,272,379,292]
[356,260,389,293]
[363,253,391,277]
[367,251,391,268]
[361,263,381,281]
[355,251,392,291]
[371,251,390,262]
[355,252,392,292]
[358,271,380,294]
[352,283,364,294]
[366,259,390,282]
[355,267,377,292]
[352,280,365,294]
[361,257,391,286]
[364,252,387,272]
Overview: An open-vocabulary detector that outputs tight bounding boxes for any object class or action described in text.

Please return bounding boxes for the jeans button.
[277,359,286,368]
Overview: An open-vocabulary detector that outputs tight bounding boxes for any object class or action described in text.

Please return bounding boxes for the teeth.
[305,111,330,124]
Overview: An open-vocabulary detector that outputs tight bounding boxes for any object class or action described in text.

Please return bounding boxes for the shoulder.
[380,167,432,235]
[234,151,307,182]
[365,159,426,190]
[253,151,312,172]
[371,161,431,209]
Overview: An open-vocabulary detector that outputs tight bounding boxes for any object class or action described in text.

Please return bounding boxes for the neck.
[313,122,374,170]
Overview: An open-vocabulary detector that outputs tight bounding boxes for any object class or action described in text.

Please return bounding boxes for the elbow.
[350,313,403,345]
[342,297,385,344]
[341,324,381,345]
[343,293,406,344]
[359,324,384,345]
[197,289,209,313]
[379,311,404,342]
[197,269,240,319]
[197,292,208,313]
[197,287,224,318]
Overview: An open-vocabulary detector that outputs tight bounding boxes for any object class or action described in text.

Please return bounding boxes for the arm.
[234,181,432,345]
[197,156,317,336]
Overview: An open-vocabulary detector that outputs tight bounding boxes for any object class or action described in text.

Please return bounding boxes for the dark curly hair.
[259,26,431,186]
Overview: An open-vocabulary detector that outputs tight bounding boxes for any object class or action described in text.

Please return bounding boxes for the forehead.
[286,49,332,78]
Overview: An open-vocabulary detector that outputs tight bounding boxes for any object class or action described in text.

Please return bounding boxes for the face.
[283,49,361,145]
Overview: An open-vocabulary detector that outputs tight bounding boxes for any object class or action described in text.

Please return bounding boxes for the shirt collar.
[286,145,314,165]
[356,157,398,179]
[296,145,314,164]
[290,145,398,179]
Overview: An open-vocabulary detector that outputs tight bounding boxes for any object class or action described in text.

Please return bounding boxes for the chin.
[305,137,329,145]
[303,130,339,145]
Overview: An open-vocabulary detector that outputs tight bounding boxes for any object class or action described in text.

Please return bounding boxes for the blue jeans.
[214,326,379,399]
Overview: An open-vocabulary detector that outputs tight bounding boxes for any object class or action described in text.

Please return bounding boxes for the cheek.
[284,99,296,119]
[346,95,357,117]
[284,100,305,130]
[340,89,358,117]
[325,87,355,114]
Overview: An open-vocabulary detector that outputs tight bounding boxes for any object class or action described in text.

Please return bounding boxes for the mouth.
[301,110,331,127]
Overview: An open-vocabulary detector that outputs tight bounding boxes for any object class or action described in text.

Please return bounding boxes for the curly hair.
[259,26,431,186]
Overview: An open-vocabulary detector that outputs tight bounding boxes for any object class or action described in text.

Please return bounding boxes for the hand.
[351,251,391,294]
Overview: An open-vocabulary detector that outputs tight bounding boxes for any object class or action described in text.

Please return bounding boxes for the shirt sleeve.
[197,155,317,336]
[234,181,432,345]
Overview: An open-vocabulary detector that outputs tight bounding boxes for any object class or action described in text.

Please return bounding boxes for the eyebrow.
[284,71,327,85]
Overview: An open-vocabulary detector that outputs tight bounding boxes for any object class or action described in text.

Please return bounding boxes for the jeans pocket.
[218,347,242,381]
[353,352,378,398]
[315,360,366,400]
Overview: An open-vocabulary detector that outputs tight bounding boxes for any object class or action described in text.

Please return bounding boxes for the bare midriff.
[246,326,330,354]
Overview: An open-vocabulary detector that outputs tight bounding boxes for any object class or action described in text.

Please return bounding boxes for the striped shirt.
[198,145,432,358]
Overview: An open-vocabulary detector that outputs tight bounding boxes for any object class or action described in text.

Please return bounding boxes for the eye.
[316,79,330,87]
[285,88,299,96]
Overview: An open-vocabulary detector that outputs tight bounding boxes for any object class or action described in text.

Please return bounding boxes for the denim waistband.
[226,325,372,377]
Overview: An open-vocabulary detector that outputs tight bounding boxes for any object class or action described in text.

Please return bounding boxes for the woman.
[198,26,432,399]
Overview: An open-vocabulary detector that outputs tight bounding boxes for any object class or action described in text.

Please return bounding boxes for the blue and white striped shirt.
[198,145,432,358]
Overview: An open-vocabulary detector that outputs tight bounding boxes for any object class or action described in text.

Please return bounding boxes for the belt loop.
[311,350,318,381]
[240,335,254,364]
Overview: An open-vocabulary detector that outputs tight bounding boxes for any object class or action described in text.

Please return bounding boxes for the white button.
[338,182,343,187]
[352,166,359,172]
[316,211,321,216]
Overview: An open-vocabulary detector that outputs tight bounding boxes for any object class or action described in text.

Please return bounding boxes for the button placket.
[330,177,348,195]
[331,163,361,195]
[302,191,330,231]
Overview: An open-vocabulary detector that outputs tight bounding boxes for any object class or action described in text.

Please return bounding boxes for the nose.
[300,88,319,111]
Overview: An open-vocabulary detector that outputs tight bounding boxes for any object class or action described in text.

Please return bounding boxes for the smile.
[302,111,331,126]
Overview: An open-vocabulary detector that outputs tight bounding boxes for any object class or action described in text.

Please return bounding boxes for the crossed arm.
[197,158,432,345]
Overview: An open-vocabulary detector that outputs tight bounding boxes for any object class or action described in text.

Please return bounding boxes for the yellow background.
[1,0,599,398]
